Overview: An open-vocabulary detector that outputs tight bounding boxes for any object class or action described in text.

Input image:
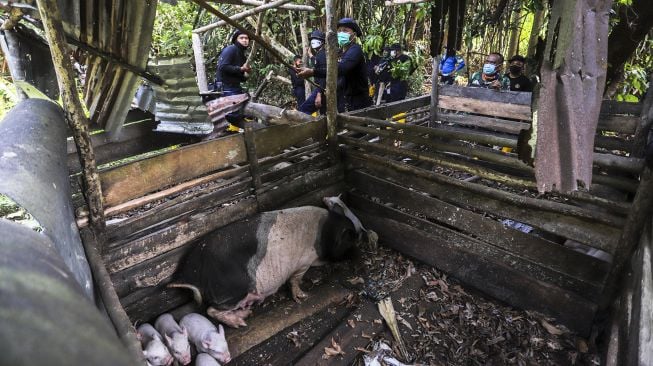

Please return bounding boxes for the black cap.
[509,55,526,63]
[337,18,362,37]
[231,29,246,44]
[293,55,302,61]
[390,43,402,51]
[309,29,325,41]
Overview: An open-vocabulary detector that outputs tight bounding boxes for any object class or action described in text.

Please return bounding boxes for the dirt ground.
[227,246,600,366]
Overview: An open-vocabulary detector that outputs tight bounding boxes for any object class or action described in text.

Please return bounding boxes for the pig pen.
[64,86,651,365]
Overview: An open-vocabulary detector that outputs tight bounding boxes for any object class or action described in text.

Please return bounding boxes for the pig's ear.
[202,335,212,349]
[142,350,148,357]
[218,324,225,335]
[165,334,173,345]
[181,326,188,336]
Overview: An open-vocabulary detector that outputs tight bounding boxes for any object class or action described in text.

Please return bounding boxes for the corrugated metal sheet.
[145,57,213,135]
[55,0,158,141]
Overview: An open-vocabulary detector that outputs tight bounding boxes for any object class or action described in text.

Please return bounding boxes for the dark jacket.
[337,43,369,98]
[310,48,328,90]
[216,44,247,87]
[288,67,304,90]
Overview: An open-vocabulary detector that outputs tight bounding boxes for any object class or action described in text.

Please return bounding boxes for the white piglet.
[155,313,192,365]
[195,353,222,366]
[179,313,230,364]
[137,323,174,366]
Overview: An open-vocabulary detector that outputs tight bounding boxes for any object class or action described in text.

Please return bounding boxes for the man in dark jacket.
[216,29,251,95]
[297,29,327,115]
[386,43,412,102]
[288,55,306,106]
[336,18,372,112]
[214,29,251,133]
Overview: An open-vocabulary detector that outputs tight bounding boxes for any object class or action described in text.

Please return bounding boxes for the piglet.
[195,353,221,366]
[137,323,174,366]
[179,313,231,364]
[155,313,192,365]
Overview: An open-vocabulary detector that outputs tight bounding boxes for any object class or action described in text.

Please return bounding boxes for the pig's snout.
[182,355,192,365]
[165,355,174,366]
[216,352,231,364]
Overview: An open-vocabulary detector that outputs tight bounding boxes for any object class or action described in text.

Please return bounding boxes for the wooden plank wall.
[83,118,345,323]
[339,87,645,335]
[604,217,653,366]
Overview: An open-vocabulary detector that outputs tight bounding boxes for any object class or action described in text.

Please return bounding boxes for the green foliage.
[0,76,18,120]
[614,36,652,103]
[390,60,412,80]
[151,1,198,57]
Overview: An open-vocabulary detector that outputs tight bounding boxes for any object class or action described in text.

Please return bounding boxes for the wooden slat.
[348,170,610,292]
[344,151,622,252]
[439,85,532,105]
[104,197,258,273]
[100,120,328,207]
[349,197,597,335]
[100,133,247,207]
[438,95,532,120]
[347,95,430,120]
[122,286,190,324]
[597,114,640,134]
[438,112,531,134]
[600,100,642,116]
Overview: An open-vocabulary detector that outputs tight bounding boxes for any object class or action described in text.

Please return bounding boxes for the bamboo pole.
[210,0,315,11]
[193,0,292,34]
[192,33,209,94]
[244,0,269,67]
[325,0,338,160]
[36,0,105,234]
[430,56,440,125]
[300,14,311,99]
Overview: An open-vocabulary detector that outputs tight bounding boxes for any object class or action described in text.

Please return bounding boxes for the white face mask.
[390,51,397,57]
[310,39,323,49]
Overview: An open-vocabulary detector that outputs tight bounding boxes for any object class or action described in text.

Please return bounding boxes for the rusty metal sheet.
[206,93,250,124]
[531,0,612,193]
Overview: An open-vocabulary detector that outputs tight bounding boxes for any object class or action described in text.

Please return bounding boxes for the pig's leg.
[207,307,248,328]
[289,265,311,302]
[236,292,264,309]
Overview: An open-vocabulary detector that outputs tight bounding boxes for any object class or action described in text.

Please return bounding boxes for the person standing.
[296,29,327,115]
[213,29,252,134]
[439,47,465,85]
[288,55,306,106]
[469,52,509,90]
[505,55,533,92]
[335,18,372,112]
[386,43,412,102]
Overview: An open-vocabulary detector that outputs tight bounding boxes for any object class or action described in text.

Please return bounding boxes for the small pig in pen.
[169,196,377,328]
[137,323,174,366]
[180,313,230,364]
[154,313,192,365]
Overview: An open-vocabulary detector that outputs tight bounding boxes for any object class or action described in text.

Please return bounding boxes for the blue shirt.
[439,55,465,76]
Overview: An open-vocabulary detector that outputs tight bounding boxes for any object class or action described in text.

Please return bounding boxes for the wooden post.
[243,126,262,210]
[430,56,440,125]
[325,0,339,160]
[376,82,386,105]
[192,33,209,94]
[36,0,105,234]
[245,0,268,67]
[300,14,312,100]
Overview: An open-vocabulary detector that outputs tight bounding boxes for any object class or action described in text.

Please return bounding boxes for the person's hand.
[315,92,322,108]
[240,64,252,73]
[296,67,314,78]
[490,79,501,90]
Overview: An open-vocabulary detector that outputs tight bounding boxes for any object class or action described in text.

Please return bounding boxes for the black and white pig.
[169,196,375,328]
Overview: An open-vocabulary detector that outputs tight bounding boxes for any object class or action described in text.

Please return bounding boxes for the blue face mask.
[337,32,351,47]
[483,63,497,75]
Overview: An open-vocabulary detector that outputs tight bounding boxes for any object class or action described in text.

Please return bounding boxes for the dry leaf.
[323,338,345,359]
[347,319,356,328]
[397,315,413,331]
[362,331,374,339]
[354,347,370,353]
[577,338,589,353]
[347,276,365,285]
[374,319,383,324]
[541,319,564,335]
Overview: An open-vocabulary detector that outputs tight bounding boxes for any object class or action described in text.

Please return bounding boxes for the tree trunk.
[300,15,311,99]
[530,0,612,193]
[507,6,521,58]
[526,5,545,59]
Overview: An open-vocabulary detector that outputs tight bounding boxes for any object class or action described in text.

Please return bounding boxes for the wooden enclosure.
[71,86,648,356]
